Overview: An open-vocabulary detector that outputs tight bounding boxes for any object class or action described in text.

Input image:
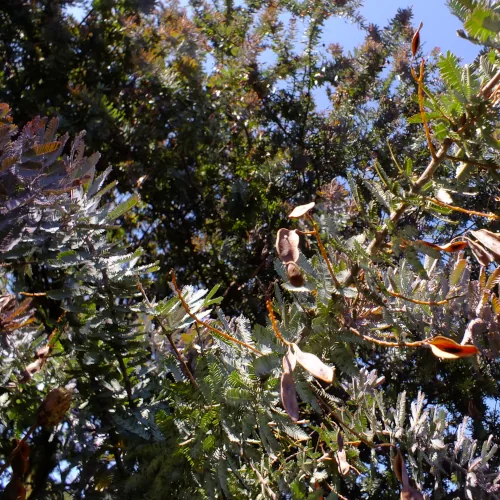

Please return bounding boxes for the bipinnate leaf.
[470,230,500,261]
[32,141,61,156]
[276,229,300,263]
[427,336,478,359]
[465,237,495,266]
[280,372,299,422]
[289,202,315,218]
[293,344,334,383]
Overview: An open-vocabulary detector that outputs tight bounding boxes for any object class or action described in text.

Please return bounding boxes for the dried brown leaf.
[289,202,315,218]
[280,372,299,422]
[293,343,334,383]
[276,229,300,263]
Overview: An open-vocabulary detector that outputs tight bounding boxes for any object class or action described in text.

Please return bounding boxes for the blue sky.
[331,0,476,63]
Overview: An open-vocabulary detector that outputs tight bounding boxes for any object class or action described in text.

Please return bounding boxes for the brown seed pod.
[289,201,315,218]
[427,336,478,359]
[292,343,334,383]
[276,229,300,263]
[36,387,72,428]
[286,262,304,287]
[280,372,299,422]
[411,21,423,58]
[470,229,500,261]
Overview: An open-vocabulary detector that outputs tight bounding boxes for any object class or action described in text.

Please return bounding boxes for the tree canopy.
[1,0,500,498]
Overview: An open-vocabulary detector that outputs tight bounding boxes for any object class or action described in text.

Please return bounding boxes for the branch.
[349,327,425,348]
[266,300,292,347]
[137,280,199,389]
[170,270,262,356]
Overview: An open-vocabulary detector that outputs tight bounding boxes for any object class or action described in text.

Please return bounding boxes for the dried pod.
[11,441,30,477]
[20,359,43,383]
[427,336,478,359]
[470,229,500,261]
[282,347,296,374]
[411,21,423,57]
[4,478,26,500]
[276,229,300,263]
[292,343,334,383]
[36,387,72,428]
[401,488,424,500]
[286,262,304,287]
[394,449,406,485]
[280,372,299,422]
[335,431,350,476]
[416,240,467,252]
[465,237,495,266]
[289,201,315,218]
[335,448,350,476]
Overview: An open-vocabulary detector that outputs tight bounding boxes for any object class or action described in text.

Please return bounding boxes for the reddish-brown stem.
[386,289,465,306]
[170,271,262,356]
[425,197,500,220]
[349,327,426,348]
[306,214,341,289]
[266,300,292,347]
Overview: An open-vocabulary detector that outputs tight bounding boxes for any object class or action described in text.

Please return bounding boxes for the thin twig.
[425,197,500,220]
[349,327,425,348]
[250,463,278,500]
[385,289,465,306]
[306,214,341,289]
[412,60,436,159]
[170,271,262,356]
[444,154,499,170]
[137,280,199,388]
[266,300,291,347]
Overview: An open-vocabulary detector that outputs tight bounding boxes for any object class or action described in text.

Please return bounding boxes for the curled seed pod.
[276,229,300,263]
[427,336,478,359]
[11,441,30,477]
[465,237,495,266]
[470,229,500,261]
[280,372,299,422]
[4,477,26,500]
[37,387,72,428]
[286,262,304,287]
[411,21,423,57]
[289,201,315,218]
[282,347,296,375]
[292,343,334,383]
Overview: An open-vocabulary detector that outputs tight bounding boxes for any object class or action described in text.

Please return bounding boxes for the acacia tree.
[1,0,500,499]
[0,0,430,321]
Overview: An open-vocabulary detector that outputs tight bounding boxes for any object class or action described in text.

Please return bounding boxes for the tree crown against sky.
[1,0,500,498]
